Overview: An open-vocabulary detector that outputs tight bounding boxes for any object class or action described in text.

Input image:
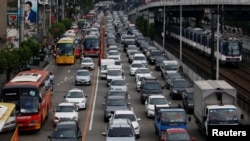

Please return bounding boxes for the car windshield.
[77,71,89,76]
[138,69,150,73]
[142,83,162,90]
[173,81,191,88]
[114,114,136,121]
[109,51,119,55]
[167,132,190,141]
[106,99,127,106]
[67,91,84,98]
[108,91,127,97]
[56,106,76,112]
[82,58,93,63]
[107,127,134,137]
[168,74,182,79]
[149,98,168,105]
[52,128,77,139]
[151,51,162,56]
[165,64,179,70]
[131,63,143,68]
[134,56,145,60]
[107,70,122,76]
[111,80,126,85]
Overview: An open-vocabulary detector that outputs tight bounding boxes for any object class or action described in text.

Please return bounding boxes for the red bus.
[82,34,100,57]
[1,70,52,131]
[74,37,83,58]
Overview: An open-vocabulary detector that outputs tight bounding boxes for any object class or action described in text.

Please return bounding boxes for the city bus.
[74,37,83,58]
[82,34,100,57]
[78,19,87,29]
[55,37,76,65]
[0,102,18,141]
[1,70,53,131]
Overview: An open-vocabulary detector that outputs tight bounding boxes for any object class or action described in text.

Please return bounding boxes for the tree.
[147,23,155,40]
[61,18,72,30]
[48,22,66,39]
[20,38,41,57]
[80,0,94,15]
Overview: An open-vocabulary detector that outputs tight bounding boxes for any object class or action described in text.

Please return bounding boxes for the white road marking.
[89,67,100,131]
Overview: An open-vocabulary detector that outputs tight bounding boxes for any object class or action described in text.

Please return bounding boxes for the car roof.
[106,96,127,99]
[58,102,75,106]
[56,120,78,129]
[69,88,82,92]
[109,118,132,127]
[148,95,166,99]
[77,69,90,72]
[114,110,135,115]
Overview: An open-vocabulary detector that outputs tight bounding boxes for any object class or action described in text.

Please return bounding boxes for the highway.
[19,42,207,141]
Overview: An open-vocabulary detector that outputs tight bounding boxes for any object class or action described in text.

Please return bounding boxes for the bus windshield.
[20,96,39,113]
[84,38,99,49]
[57,43,74,55]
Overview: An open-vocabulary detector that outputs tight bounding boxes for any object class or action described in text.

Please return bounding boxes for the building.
[0,0,7,49]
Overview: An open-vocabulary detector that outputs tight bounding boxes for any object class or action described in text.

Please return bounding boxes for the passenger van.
[106,65,123,86]
[160,60,179,78]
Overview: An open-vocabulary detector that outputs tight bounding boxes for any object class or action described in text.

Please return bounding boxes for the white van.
[100,59,115,79]
[106,65,123,86]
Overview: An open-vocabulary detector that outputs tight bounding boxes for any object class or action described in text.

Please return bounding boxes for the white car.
[110,110,141,138]
[109,78,128,92]
[129,61,145,76]
[132,53,147,66]
[145,95,171,118]
[81,57,95,70]
[107,50,121,60]
[53,102,79,126]
[64,88,88,110]
[135,67,152,81]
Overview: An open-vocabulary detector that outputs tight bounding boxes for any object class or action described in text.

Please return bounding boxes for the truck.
[100,59,115,79]
[154,105,190,138]
[193,80,243,136]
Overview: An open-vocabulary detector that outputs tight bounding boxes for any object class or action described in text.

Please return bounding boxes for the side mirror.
[240,114,244,119]
[168,101,171,105]
[102,132,106,136]
[85,95,88,98]
[128,103,131,105]
[137,118,141,121]
[188,116,191,121]
[48,136,52,139]
[145,100,148,105]
[203,116,207,121]
[64,96,66,98]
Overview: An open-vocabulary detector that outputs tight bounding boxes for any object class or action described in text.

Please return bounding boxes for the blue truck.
[154,105,190,138]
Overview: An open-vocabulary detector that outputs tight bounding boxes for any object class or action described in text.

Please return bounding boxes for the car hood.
[81,62,93,66]
[66,98,86,103]
[55,112,78,118]
[106,106,129,111]
[110,86,127,91]
[106,137,135,141]
[141,89,162,94]
[147,104,169,110]
[76,76,90,80]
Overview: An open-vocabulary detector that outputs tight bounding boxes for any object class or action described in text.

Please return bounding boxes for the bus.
[1,70,53,131]
[74,37,83,58]
[82,34,100,57]
[0,102,18,141]
[55,37,76,65]
[78,19,87,29]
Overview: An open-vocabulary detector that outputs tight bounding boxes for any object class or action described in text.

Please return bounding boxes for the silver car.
[75,69,92,86]
[81,57,95,70]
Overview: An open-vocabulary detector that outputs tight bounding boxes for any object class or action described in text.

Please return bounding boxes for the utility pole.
[43,0,46,36]
[180,5,182,63]
[216,5,220,80]
[20,0,25,42]
[62,0,65,20]
[163,1,166,50]
[211,9,216,80]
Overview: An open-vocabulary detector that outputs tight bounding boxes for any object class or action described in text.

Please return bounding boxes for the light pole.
[180,5,182,63]
[162,0,166,50]
[20,0,25,42]
[216,5,220,80]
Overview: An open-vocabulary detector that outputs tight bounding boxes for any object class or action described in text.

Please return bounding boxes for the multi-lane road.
[19,42,207,141]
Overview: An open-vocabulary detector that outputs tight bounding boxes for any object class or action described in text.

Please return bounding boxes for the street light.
[216,5,220,80]
[180,5,182,64]
[162,0,166,51]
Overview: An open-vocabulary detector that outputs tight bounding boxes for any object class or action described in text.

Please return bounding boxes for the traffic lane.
[19,58,94,141]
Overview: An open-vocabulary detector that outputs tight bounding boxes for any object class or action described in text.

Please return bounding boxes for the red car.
[160,128,196,141]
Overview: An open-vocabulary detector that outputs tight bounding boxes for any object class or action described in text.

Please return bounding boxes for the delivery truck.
[193,80,243,136]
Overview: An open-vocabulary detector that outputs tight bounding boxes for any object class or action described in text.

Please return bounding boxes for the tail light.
[160,131,166,141]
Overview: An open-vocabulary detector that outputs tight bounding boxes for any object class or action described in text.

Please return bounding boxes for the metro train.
[169,25,243,65]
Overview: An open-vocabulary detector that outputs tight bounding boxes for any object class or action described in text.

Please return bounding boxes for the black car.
[48,120,82,141]
[165,72,183,89]
[182,87,194,114]
[104,90,128,99]
[148,49,165,65]
[103,96,130,122]
[140,78,164,104]
[169,79,193,100]
[155,57,166,71]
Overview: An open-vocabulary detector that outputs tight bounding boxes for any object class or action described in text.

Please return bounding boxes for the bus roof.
[57,37,75,43]
[4,69,50,88]
[0,103,15,132]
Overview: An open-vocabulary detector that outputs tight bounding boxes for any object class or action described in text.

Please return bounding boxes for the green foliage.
[147,23,155,40]
[20,38,41,57]
[48,22,66,38]
[0,51,6,74]
[80,0,94,15]
[61,18,72,30]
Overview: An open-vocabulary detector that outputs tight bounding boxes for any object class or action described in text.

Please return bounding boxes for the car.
[140,77,164,104]
[109,78,129,92]
[145,95,171,118]
[126,45,138,56]
[148,49,165,65]
[110,110,141,138]
[48,120,82,141]
[135,67,152,82]
[182,87,194,114]
[102,118,136,141]
[169,79,193,100]
[64,88,88,110]
[155,57,166,71]
[160,128,196,141]
[75,69,92,86]
[165,72,183,89]
[107,50,121,60]
[53,102,79,126]
[103,96,131,122]
[129,61,145,76]
[104,89,128,99]
[80,57,95,70]
[132,53,147,66]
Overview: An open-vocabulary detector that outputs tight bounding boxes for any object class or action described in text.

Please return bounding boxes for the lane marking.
[89,67,100,130]
[82,63,98,141]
